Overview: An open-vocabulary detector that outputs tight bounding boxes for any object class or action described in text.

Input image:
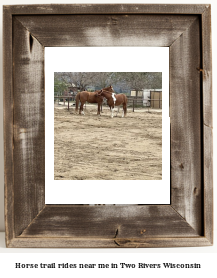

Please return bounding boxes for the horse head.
[102,85,114,93]
[108,85,114,92]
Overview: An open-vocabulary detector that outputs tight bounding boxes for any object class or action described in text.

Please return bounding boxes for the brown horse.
[75,86,114,115]
[98,90,127,118]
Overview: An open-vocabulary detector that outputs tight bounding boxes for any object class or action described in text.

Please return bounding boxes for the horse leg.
[116,106,120,117]
[111,106,115,118]
[97,102,101,116]
[123,103,127,117]
[81,103,85,115]
[75,93,80,113]
[80,102,85,115]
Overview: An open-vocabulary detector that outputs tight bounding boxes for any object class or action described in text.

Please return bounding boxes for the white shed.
[143,90,151,106]
[143,89,162,107]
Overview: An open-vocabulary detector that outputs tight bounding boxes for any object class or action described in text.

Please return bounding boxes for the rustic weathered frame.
[3,4,212,248]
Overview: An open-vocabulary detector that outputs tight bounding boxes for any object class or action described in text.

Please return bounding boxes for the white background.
[45,47,170,204]
[0,0,216,276]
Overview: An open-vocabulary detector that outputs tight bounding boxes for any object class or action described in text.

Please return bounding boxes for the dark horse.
[98,90,127,118]
[75,86,114,115]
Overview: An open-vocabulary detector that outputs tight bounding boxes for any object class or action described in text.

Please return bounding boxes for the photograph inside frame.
[45,47,169,204]
[54,72,162,181]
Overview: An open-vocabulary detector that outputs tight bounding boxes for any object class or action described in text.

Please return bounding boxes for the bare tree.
[54,72,162,95]
[91,72,114,89]
[112,72,162,94]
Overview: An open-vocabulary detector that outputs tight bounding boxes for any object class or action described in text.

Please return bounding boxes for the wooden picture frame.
[3,4,213,248]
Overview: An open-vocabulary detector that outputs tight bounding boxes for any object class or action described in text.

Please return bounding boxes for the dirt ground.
[54,104,162,180]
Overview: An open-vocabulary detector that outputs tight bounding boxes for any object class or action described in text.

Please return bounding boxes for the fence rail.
[54,96,72,110]
[54,96,162,111]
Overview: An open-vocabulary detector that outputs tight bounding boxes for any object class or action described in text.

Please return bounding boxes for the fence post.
[133,99,135,112]
[68,97,69,110]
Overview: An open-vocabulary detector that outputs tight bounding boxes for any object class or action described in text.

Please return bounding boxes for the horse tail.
[123,95,127,116]
[75,92,80,111]
[124,95,128,107]
[125,95,128,105]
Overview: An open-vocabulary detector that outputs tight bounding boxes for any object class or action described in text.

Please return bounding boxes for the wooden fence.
[128,96,162,110]
[54,95,162,112]
[54,96,72,110]
[127,96,143,107]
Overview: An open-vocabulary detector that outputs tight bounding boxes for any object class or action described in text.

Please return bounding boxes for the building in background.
[143,89,162,108]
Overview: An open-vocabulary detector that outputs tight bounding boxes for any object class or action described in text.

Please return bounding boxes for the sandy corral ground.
[54,104,162,180]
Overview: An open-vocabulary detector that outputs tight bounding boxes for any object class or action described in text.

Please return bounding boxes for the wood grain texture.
[202,6,212,129]
[4,4,207,15]
[170,17,202,234]
[3,4,213,248]
[13,17,45,237]
[16,15,197,47]
[3,7,14,247]
[203,125,213,243]
[20,205,199,238]
[8,236,212,248]
[201,6,213,244]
